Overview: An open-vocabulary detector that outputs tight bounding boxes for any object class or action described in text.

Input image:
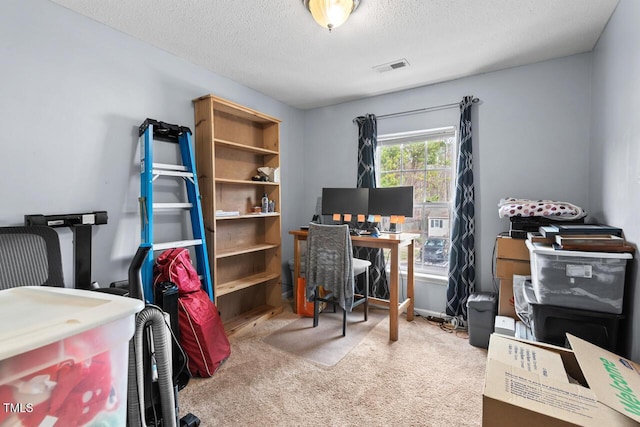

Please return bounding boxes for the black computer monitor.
[368,186,414,217]
[321,188,369,216]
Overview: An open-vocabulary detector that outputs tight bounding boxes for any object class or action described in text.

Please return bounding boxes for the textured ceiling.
[50,0,619,110]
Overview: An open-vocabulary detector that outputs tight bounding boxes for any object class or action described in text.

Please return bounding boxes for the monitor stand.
[384,223,401,234]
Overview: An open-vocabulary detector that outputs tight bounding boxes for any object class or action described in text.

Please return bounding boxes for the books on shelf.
[215,210,240,217]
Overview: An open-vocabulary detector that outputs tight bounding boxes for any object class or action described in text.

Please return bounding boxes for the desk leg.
[407,239,415,322]
[293,236,301,314]
[389,244,399,341]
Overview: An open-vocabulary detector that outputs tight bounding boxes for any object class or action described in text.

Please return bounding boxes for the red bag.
[154,248,230,377]
[154,247,202,294]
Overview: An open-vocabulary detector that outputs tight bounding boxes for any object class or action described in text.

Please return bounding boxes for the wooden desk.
[289,230,419,341]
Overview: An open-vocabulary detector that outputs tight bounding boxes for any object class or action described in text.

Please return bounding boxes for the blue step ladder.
[138,118,213,303]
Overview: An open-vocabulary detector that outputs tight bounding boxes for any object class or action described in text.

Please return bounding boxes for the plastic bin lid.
[525,239,633,259]
[0,286,144,360]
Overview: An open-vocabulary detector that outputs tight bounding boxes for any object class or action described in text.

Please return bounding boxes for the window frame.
[376,126,458,277]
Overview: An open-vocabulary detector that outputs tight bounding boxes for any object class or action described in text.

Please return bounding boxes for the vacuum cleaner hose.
[128,305,177,427]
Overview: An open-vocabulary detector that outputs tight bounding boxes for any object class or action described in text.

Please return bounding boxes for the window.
[376,127,457,276]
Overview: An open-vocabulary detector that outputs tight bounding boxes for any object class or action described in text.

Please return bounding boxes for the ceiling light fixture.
[302,0,360,32]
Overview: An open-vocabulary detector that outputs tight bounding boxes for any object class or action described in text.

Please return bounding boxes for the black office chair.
[305,223,370,336]
[0,226,65,290]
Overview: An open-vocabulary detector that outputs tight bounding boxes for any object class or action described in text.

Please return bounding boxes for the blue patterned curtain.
[354,114,388,298]
[446,96,476,319]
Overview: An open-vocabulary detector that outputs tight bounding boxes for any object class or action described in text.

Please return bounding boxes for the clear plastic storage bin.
[0,286,143,427]
[525,240,632,314]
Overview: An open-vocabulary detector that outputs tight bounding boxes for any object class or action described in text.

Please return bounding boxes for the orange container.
[296,278,315,317]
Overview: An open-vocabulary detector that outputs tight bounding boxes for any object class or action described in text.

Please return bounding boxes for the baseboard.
[282,289,450,322]
[414,307,452,322]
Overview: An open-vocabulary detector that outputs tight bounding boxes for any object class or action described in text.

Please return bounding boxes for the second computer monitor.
[321,188,369,216]
[368,186,414,217]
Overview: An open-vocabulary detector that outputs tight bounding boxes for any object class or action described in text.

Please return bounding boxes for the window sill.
[390,267,448,286]
[415,271,448,286]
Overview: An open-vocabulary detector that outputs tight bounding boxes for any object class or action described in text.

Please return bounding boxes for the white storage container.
[0,286,143,426]
[525,240,632,314]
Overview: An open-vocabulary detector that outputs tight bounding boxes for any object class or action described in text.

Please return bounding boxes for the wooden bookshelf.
[193,94,283,336]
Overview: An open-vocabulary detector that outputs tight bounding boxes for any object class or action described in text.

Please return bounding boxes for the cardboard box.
[496,236,531,261]
[496,258,531,279]
[483,334,640,426]
[496,258,531,319]
[498,279,517,319]
[495,236,532,319]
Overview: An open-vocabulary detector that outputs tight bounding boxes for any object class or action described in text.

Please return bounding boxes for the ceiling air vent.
[373,58,410,73]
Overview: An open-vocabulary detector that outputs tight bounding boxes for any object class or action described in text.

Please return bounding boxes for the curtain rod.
[375,97,480,121]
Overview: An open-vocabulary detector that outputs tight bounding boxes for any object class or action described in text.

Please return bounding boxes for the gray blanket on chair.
[305,224,354,312]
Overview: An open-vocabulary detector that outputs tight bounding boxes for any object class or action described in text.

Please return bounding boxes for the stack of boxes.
[483,215,640,425]
[495,236,531,320]
[495,224,633,352]
[521,238,632,351]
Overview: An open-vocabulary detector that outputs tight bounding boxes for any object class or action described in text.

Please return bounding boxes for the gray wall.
[0,0,306,289]
[302,53,593,299]
[590,0,639,360]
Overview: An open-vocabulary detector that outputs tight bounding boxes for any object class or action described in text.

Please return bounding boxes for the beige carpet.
[179,303,488,427]
[262,306,386,366]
